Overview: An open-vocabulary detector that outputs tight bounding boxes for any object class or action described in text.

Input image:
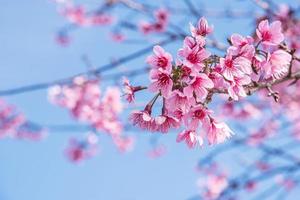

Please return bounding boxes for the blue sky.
[0,0,299,200]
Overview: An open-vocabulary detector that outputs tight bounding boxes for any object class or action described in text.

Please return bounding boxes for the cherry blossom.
[190,17,213,39]
[148,69,173,98]
[256,20,284,46]
[146,45,173,73]
[183,73,214,101]
[176,129,203,149]
[203,118,234,145]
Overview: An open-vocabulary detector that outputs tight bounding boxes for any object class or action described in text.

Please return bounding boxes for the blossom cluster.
[48,76,134,155]
[124,17,293,148]
[0,99,45,140]
[55,0,114,27]
[139,8,169,35]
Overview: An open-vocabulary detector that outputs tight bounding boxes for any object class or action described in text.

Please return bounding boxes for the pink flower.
[220,52,252,80]
[123,78,135,103]
[184,105,211,130]
[148,69,173,98]
[263,49,292,79]
[209,69,228,89]
[228,76,251,100]
[130,110,156,131]
[230,34,254,48]
[229,34,255,59]
[154,114,180,133]
[146,45,173,73]
[178,45,210,72]
[154,8,169,23]
[122,78,145,103]
[256,20,284,46]
[182,36,201,49]
[190,17,213,38]
[176,130,203,148]
[203,119,234,145]
[183,73,214,101]
[165,90,195,113]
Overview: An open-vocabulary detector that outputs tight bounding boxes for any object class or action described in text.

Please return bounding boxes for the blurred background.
[0,0,299,200]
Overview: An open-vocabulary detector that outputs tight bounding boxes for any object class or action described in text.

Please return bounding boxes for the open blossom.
[263,49,292,79]
[130,110,156,131]
[203,119,234,145]
[147,45,173,73]
[190,17,213,39]
[123,78,146,103]
[230,34,254,48]
[123,78,135,103]
[176,130,203,148]
[256,20,284,46]
[228,76,251,100]
[230,35,255,60]
[165,90,195,113]
[178,45,210,72]
[155,114,180,133]
[184,105,211,130]
[220,51,252,81]
[183,73,214,101]
[148,69,173,98]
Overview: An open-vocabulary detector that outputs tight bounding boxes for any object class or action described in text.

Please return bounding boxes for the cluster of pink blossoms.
[48,76,134,154]
[56,1,114,27]
[0,99,45,140]
[63,7,113,26]
[124,17,293,148]
[139,8,169,35]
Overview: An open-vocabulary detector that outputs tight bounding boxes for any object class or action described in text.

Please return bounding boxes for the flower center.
[157,57,168,68]
[158,73,170,85]
[225,59,233,68]
[187,53,199,64]
[262,31,272,41]
[194,109,206,119]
